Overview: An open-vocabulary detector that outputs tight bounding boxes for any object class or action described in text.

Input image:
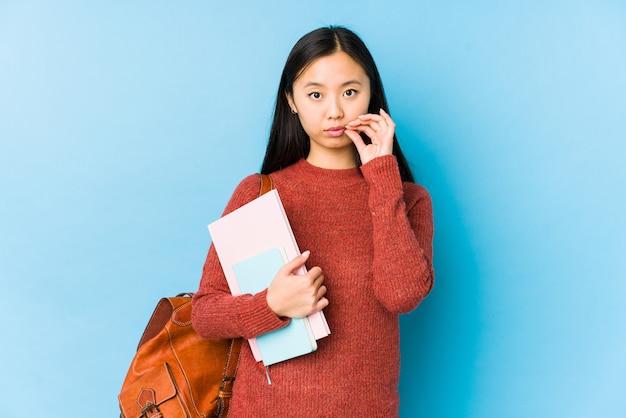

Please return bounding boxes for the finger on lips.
[345,112,389,130]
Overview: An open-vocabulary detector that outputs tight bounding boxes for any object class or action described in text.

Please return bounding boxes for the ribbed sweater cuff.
[236,289,288,337]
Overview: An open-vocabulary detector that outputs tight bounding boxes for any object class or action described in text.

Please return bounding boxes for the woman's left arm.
[361,156,434,313]
[346,110,434,313]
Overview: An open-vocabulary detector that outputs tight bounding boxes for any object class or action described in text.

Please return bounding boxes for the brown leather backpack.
[118,293,242,418]
[118,174,272,418]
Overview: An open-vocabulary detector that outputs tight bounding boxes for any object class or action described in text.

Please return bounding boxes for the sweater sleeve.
[360,155,434,313]
[191,174,288,339]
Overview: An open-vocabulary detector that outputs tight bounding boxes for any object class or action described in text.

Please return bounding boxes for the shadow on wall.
[398,123,483,417]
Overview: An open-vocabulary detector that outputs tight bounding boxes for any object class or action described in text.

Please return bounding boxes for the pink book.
[208,189,330,362]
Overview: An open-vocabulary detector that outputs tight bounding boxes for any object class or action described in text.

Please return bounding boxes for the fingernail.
[302,250,310,258]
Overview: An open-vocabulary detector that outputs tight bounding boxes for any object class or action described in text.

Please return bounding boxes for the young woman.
[192,26,434,417]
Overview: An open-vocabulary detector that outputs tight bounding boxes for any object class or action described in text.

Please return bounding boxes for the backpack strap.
[259,173,273,196]
[216,338,243,416]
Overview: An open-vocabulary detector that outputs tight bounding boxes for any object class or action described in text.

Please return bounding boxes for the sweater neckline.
[286,159,363,187]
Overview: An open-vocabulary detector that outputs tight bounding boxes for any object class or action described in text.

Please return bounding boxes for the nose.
[326,96,344,120]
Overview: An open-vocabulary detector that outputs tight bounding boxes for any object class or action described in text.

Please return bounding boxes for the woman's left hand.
[344,108,395,165]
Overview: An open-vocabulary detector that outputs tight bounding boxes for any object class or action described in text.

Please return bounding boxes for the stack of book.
[208,189,330,366]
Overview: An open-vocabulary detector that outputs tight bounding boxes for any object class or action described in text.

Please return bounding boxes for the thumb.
[345,129,366,151]
[282,250,310,274]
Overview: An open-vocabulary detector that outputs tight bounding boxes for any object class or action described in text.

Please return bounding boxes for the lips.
[325,126,346,137]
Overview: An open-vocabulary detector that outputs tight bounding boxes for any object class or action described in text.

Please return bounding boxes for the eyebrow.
[303,80,363,88]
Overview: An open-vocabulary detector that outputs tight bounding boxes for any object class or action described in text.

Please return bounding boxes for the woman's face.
[287,51,371,163]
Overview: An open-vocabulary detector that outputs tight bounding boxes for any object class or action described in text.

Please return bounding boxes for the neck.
[306,147,356,170]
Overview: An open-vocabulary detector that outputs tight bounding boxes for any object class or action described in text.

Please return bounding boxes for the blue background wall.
[1,1,625,417]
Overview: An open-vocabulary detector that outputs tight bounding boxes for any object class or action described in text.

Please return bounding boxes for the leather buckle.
[140,402,160,417]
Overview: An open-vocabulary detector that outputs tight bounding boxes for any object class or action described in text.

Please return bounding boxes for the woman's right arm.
[191,175,327,339]
[191,174,287,339]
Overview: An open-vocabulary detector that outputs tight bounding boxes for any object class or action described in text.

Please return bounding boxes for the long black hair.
[261,26,415,183]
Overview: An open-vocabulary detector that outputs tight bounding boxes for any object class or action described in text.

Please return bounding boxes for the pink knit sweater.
[192,155,434,417]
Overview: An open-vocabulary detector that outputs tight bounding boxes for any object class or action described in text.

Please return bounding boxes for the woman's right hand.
[266,250,329,318]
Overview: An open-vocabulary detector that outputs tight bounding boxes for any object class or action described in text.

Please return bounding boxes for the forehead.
[295,51,369,87]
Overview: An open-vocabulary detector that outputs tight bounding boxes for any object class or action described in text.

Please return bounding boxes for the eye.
[308,92,322,100]
[344,89,358,97]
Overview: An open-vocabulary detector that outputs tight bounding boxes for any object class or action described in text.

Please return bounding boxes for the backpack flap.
[118,294,232,418]
[119,362,182,418]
